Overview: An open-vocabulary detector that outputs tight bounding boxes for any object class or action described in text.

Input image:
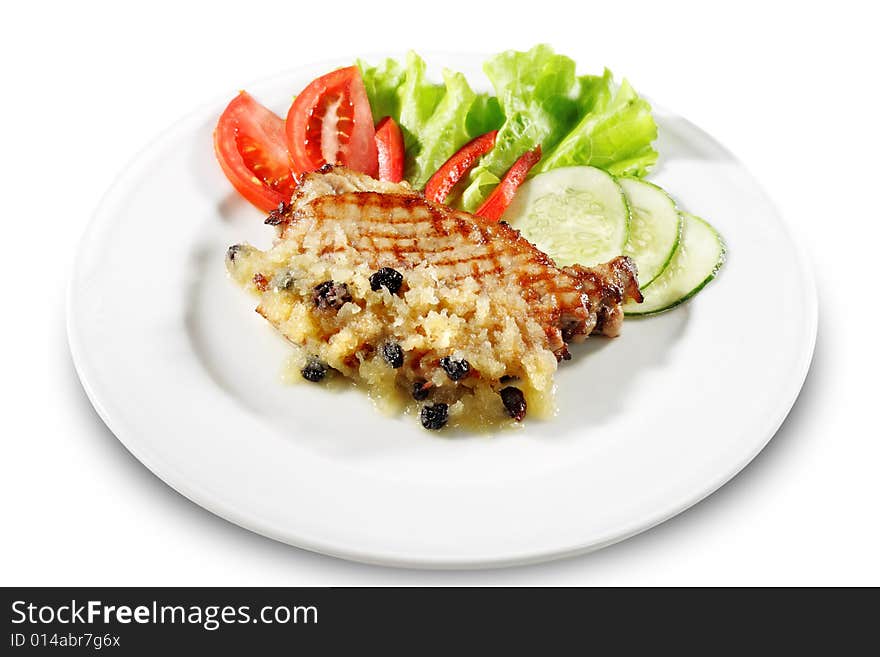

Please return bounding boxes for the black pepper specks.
[313,280,351,310]
[420,403,449,430]
[369,267,403,294]
[271,269,296,291]
[226,244,249,262]
[500,386,527,421]
[412,379,432,400]
[556,345,572,362]
[301,359,327,383]
[381,342,404,369]
[440,356,471,381]
[265,201,290,226]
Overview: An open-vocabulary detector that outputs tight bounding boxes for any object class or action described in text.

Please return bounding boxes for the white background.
[5,0,878,585]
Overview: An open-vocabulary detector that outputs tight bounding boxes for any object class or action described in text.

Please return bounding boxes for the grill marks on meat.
[283,164,418,213]
[271,166,641,358]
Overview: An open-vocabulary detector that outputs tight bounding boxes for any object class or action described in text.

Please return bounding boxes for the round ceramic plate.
[68,54,817,568]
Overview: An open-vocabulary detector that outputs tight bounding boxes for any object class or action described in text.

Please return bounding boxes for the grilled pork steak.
[228,166,642,427]
[272,166,641,354]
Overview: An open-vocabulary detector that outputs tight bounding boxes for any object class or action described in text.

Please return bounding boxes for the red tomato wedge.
[475,146,542,221]
[375,117,405,182]
[285,66,378,178]
[424,130,498,203]
[213,91,297,212]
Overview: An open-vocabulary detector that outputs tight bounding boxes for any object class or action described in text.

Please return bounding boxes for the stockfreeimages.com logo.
[11,600,317,631]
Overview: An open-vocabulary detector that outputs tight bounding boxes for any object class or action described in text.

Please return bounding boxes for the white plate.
[68,54,817,568]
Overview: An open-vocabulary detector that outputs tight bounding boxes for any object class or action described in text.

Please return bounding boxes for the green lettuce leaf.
[458,168,500,211]
[357,57,406,121]
[536,77,658,176]
[465,94,504,138]
[458,46,658,211]
[406,69,478,188]
[464,45,583,181]
[395,52,445,153]
[358,52,504,189]
[358,46,657,204]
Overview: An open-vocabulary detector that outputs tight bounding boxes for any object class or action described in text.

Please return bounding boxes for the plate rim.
[67,54,818,569]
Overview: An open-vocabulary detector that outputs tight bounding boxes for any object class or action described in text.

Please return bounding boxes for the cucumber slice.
[503,166,629,267]
[618,178,682,289]
[624,213,725,316]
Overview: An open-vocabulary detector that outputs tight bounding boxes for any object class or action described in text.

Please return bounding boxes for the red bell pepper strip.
[374,117,405,182]
[475,146,542,221]
[424,130,498,203]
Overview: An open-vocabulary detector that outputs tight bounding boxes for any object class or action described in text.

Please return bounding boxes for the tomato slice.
[424,130,498,203]
[374,117,405,182]
[475,146,542,221]
[286,66,378,178]
[213,91,296,212]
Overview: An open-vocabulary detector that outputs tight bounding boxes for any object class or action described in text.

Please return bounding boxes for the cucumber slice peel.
[624,213,725,316]
[618,177,682,289]
[503,166,630,267]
